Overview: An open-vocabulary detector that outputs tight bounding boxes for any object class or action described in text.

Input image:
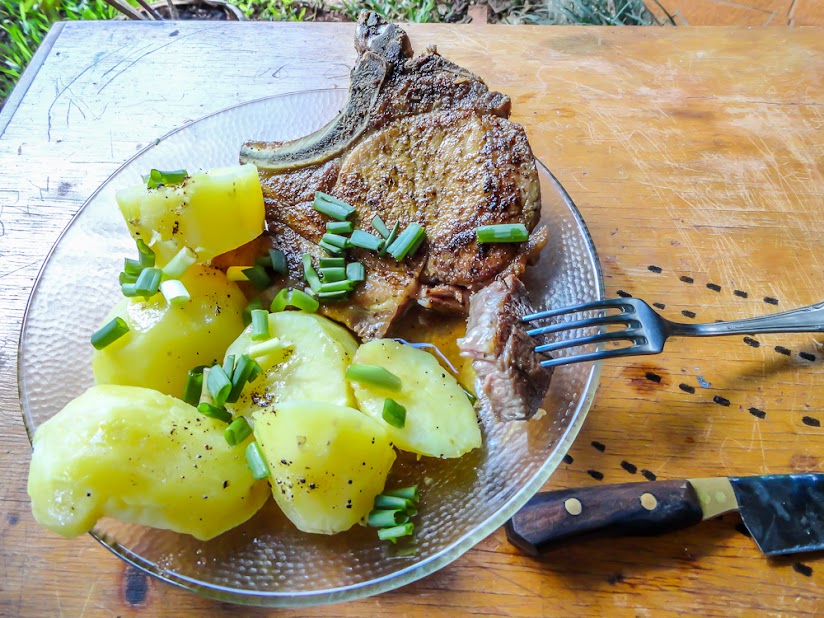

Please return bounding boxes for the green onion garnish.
[347,262,365,283]
[159,279,190,306]
[121,283,138,297]
[318,290,349,302]
[387,223,425,261]
[242,265,272,290]
[269,249,287,275]
[207,364,232,407]
[463,388,477,405]
[322,233,349,250]
[345,364,402,391]
[224,416,252,446]
[90,317,130,350]
[134,267,162,298]
[246,441,270,479]
[161,246,197,279]
[269,288,319,313]
[136,239,156,268]
[247,357,263,383]
[124,257,143,276]
[372,215,390,239]
[301,254,322,293]
[251,309,270,341]
[319,267,346,282]
[147,168,188,189]
[378,222,400,257]
[374,494,414,510]
[348,229,383,252]
[242,297,263,326]
[223,354,236,378]
[319,242,344,257]
[197,402,232,423]
[319,280,354,293]
[319,257,345,268]
[313,191,355,221]
[367,509,409,528]
[119,272,137,285]
[382,485,419,502]
[377,523,414,543]
[475,223,529,243]
[183,365,206,407]
[327,221,354,235]
[227,354,258,402]
[248,337,290,360]
[382,398,406,428]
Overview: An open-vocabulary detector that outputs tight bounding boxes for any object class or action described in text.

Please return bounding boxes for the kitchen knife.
[505,474,824,556]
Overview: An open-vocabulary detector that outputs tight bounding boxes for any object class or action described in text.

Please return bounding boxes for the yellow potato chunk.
[27,385,270,541]
[351,339,482,458]
[253,401,396,534]
[116,163,264,265]
[225,311,358,414]
[92,265,247,399]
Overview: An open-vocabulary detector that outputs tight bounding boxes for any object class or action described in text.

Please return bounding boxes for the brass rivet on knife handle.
[640,493,658,511]
[564,498,582,516]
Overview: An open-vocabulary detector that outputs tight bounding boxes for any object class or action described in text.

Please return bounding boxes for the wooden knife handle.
[505,480,704,555]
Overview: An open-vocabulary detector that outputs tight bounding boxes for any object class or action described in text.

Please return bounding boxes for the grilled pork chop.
[240,12,545,340]
[458,275,552,421]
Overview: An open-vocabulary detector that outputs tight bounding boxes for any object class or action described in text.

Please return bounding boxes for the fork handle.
[668,301,824,336]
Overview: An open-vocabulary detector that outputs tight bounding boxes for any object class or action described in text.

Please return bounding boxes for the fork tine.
[526,314,638,338]
[540,345,655,368]
[534,330,642,354]
[523,299,631,323]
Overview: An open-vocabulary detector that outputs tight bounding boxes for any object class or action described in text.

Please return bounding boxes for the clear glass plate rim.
[17,88,605,607]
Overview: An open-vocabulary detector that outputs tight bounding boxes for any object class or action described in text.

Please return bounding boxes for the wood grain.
[1,22,824,617]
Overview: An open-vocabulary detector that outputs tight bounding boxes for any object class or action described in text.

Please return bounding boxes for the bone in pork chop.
[240,11,545,340]
[457,275,552,421]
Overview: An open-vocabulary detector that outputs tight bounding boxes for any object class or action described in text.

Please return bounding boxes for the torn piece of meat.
[239,11,544,339]
[458,274,552,421]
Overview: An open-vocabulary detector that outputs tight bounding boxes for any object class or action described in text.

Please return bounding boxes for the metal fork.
[525,298,824,368]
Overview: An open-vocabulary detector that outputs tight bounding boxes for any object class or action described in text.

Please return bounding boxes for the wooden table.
[1,20,823,617]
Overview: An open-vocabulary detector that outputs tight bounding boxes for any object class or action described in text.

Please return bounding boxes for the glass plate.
[18,89,604,607]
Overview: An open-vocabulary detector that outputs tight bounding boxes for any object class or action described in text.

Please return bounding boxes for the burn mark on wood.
[587,470,604,481]
[681,310,696,319]
[706,283,721,292]
[620,460,638,474]
[799,352,816,362]
[743,337,760,348]
[616,290,632,298]
[645,371,662,383]
[123,565,149,606]
[802,416,821,428]
[591,441,606,452]
[793,562,813,577]
[6,513,18,525]
[653,302,666,310]
[713,396,731,407]
[763,296,779,306]
[679,383,695,394]
[748,407,766,419]
[774,346,791,356]
[607,573,626,585]
[647,265,662,273]
[562,454,574,464]
[734,289,749,298]
[641,469,657,481]
[680,276,694,284]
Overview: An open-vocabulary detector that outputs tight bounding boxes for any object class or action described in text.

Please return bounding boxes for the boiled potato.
[116,163,264,265]
[351,339,482,458]
[225,311,358,414]
[253,401,396,534]
[27,385,270,541]
[92,265,247,399]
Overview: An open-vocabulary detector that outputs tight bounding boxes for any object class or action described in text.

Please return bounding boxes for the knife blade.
[505,474,824,556]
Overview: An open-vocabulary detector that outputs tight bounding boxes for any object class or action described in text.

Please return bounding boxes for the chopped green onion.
[319,267,346,283]
[319,241,344,256]
[227,354,258,402]
[242,265,272,290]
[197,402,232,423]
[223,354,236,378]
[301,254,322,293]
[242,297,263,326]
[382,486,419,502]
[378,222,400,257]
[161,246,197,279]
[124,257,143,276]
[318,290,349,302]
[382,398,406,428]
[374,494,414,511]
[224,416,252,446]
[134,267,162,298]
[367,509,409,528]
[327,221,354,235]
[345,364,402,391]
[372,215,390,239]
[313,191,355,221]
[136,239,156,268]
[121,283,138,297]
[147,168,187,189]
[249,337,290,360]
[347,262,365,283]
[247,357,263,383]
[207,364,232,407]
[377,523,414,543]
[319,257,345,268]
[269,249,287,275]
[159,279,190,306]
[322,233,349,249]
[476,223,529,243]
[387,223,426,261]
[270,288,319,313]
[119,272,137,285]
[182,366,206,407]
[90,317,129,350]
[408,232,425,257]
[319,280,354,293]
[463,388,477,405]
[246,441,270,479]
[227,266,252,282]
[251,309,270,341]
[348,229,383,252]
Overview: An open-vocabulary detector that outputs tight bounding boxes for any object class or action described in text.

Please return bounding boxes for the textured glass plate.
[19,89,604,607]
